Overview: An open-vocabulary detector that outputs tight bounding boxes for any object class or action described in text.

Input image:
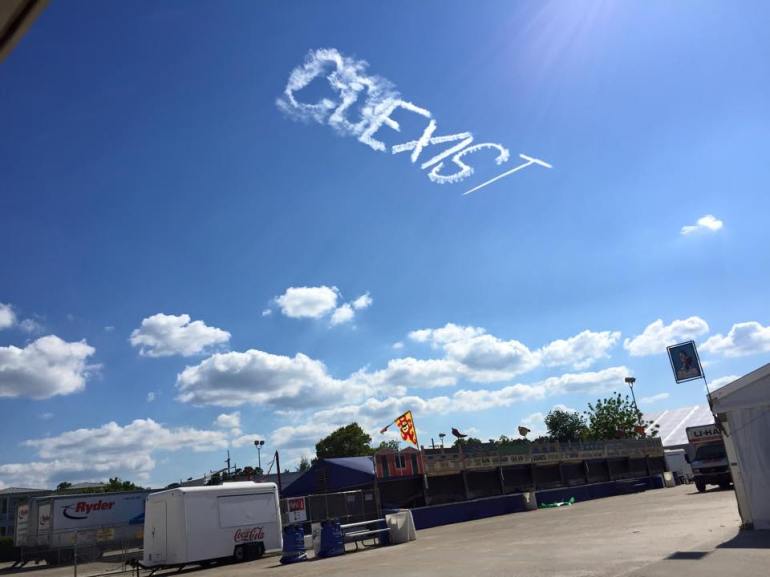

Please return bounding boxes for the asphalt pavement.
[3,484,768,577]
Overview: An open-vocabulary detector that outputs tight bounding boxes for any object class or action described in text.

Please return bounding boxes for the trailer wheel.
[695,480,706,493]
[255,542,265,559]
[719,481,731,490]
[233,545,246,563]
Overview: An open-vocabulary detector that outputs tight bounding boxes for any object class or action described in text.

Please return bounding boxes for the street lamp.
[625,377,640,424]
[254,439,265,470]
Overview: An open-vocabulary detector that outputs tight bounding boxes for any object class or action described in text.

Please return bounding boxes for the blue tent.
[282,457,375,497]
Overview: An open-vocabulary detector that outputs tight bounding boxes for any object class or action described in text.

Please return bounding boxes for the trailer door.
[147,502,167,563]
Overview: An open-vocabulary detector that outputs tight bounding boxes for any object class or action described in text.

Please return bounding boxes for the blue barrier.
[317,520,345,558]
[279,525,307,564]
[412,475,664,530]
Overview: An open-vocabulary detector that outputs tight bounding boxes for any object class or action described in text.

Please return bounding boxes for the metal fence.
[281,489,379,527]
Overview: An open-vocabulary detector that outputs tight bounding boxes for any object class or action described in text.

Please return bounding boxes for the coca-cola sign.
[234,527,264,543]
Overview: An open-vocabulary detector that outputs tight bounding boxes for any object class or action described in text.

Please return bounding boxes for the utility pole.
[625,377,641,425]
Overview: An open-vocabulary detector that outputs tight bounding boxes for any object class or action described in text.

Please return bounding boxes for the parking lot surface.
[3,485,768,577]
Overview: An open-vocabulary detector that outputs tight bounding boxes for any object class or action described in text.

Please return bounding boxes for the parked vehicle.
[686,424,732,493]
[142,482,282,568]
[664,448,693,484]
[14,491,149,565]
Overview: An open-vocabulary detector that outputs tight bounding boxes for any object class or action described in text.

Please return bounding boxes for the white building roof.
[645,405,714,447]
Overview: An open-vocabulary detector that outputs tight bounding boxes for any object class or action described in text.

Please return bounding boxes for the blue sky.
[1,0,769,488]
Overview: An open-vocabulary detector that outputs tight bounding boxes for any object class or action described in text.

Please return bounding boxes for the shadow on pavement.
[717,530,770,549]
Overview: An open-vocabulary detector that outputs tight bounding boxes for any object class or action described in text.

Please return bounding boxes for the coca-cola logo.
[234,527,264,542]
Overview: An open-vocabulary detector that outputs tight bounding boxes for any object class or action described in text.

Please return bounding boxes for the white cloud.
[214,411,241,430]
[639,392,670,405]
[261,309,272,317]
[623,317,710,356]
[272,286,372,326]
[0,335,96,399]
[540,330,621,370]
[176,348,371,408]
[146,392,156,403]
[0,419,229,488]
[443,333,541,381]
[407,323,621,382]
[352,357,462,389]
[284,366,629,443]
[19,318,43,334]
[39,412,54,420]
[130,313,230,357]
[104,325,115,332]
[330,303,355,325]
[0,303,16,330]
[275,286,339,319]
[701,321,770,358]
[681,214,724,235]
[352,293,373,310]
[409,323,486,348]
[230,434,265,448]
[708,375,740,391]
[392,341,404,350]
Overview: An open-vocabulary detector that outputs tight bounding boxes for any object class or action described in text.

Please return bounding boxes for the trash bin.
[317,520,345,558]
[280,525,307,564]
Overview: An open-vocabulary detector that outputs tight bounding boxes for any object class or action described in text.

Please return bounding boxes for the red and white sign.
[233,527,264,542]
[285,497,307,524]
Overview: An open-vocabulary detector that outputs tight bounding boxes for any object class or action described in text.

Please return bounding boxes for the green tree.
[56,481,72,492]
[296,456,312,472]
[545,409,588,442]
[106,477,144,491]
[373,440,400,452]
[315,423,372,459]
[453,436,483,448]
[583,394,659,440]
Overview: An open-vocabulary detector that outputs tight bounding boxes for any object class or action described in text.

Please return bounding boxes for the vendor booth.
[711,363,770,529]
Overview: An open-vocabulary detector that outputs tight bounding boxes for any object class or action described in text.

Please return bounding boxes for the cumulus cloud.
[0,335,96,399]
[0,303,16,330]
[540,330,621,370]
[701,321,770,358]
[275,286,339,319]
[272,286,372,326]
[0,419,229,488]
[330,303,354,326]
[130,313,230,357]
[176,348,371,408]
[275,366,629,449]
[681,214,724,235]
[407,323,621,381]
[639,392,670,405]
[708,375,740,391]
[352,293,373,310]
[623,317,710,356]
[351,357,462,389]
[146,392,156,403]
[214,411,241,430]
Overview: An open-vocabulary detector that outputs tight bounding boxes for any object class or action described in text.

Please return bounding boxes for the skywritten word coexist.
[277,48,552,195]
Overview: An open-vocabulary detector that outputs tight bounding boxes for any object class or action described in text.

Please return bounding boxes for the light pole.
[625,377,640,424]
[254,439,265,471]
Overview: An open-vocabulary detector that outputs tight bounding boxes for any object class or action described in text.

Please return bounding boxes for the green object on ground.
[539,497,575,508]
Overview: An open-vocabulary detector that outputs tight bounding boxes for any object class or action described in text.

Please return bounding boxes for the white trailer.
[142,482,282,567]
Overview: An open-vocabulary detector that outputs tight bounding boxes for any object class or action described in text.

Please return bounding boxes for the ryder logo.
[234,527,264,543]
[62,500,115,520]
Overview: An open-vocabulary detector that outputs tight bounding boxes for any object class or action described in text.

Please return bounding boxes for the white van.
[142,482,282,567]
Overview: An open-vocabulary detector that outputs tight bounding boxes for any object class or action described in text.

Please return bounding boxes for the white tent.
[711,363,770,530]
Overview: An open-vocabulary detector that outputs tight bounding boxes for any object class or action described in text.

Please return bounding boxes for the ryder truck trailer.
[142,482,282,568]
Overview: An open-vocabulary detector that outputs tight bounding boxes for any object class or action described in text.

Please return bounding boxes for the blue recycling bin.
[317,520,345,558]
[280,525,307,564]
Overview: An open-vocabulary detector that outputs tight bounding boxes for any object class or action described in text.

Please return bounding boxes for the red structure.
[374,447,424,479]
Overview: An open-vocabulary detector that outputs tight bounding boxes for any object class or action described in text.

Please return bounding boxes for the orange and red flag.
[394,411,418,447]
